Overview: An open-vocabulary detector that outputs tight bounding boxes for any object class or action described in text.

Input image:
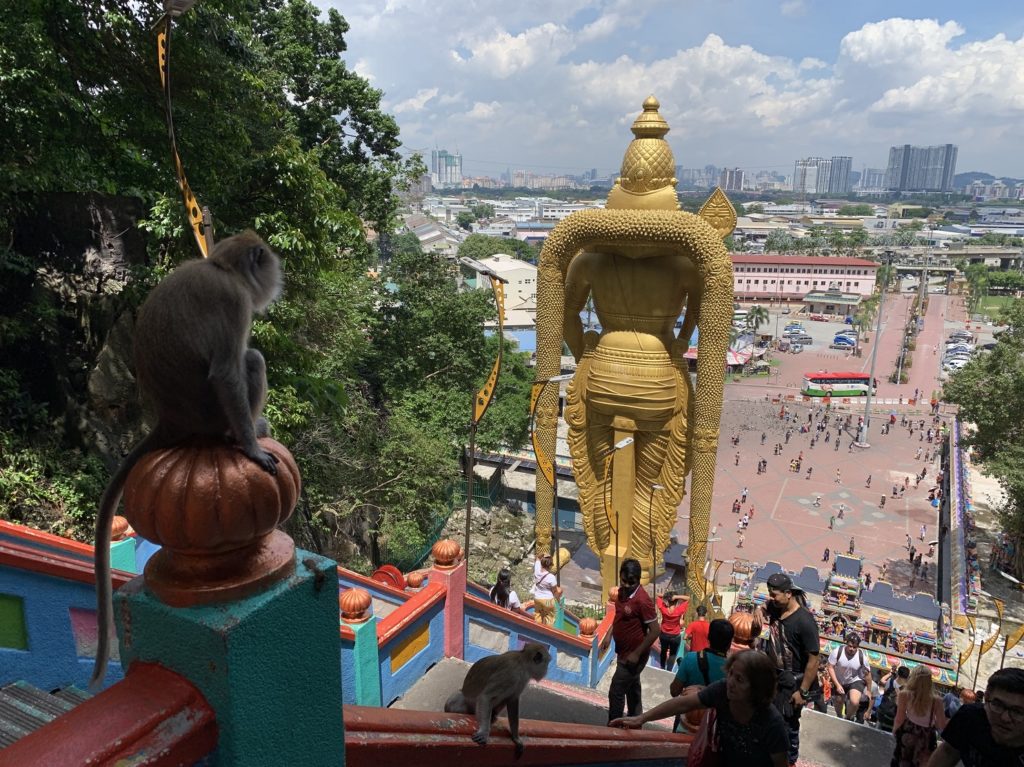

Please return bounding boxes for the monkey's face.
[250,247,283,312]
[523,643,551,681]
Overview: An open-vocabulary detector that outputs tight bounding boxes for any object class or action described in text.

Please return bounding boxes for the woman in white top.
[489,568,528,617]
[891,665,947,767]
[531,554,558,626]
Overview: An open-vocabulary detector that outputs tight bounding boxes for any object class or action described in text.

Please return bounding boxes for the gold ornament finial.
[698,187,737,238]
[607,96,679,210]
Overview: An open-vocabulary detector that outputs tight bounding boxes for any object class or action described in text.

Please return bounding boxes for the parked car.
[809,314,826,321]
[844,316,854,324]
[782,306,791,314]
[945,344,974,355]
[791,334,814,345]
[790,343,803,354]
[944,358,969,371]
[832,337,856,348]
[836,330,857,338]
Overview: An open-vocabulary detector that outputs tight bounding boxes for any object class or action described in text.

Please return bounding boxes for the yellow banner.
[981,631,1000,655]
[472,281,505,423]
[1006,623,1024,654]
[530,382,555,487]
[958,616,977,666]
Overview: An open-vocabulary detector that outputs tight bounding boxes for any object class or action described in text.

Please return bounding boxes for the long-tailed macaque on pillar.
[533,97,735,611]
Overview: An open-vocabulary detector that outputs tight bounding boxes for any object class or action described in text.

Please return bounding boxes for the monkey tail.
[89,429,172,692]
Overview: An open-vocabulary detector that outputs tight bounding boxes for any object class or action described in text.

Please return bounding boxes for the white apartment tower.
[430,149,463,188]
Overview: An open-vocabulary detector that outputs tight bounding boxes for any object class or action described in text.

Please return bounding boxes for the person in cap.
[758,572,820,766]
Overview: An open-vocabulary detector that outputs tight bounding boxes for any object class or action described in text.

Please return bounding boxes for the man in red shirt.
[600,559,659,722]
[684,604,710,652]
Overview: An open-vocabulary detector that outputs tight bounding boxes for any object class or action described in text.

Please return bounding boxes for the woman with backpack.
[890,665,947,766]
[489,567,528,617]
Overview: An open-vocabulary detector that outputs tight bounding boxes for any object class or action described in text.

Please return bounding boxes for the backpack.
[876,682,899,732]
[760,619,799,716]
[672,651,713,733]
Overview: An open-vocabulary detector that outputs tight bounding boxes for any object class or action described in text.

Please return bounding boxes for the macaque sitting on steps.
[444,642,551,756]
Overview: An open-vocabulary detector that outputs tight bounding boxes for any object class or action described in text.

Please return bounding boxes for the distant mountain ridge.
[955,171,1023,187]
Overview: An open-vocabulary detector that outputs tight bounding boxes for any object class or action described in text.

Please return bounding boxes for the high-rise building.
[793,158,823,194]
[793,155,853,195]
[430,149,463,188]
[858,167,886,191]
[719,167,745,191]
[883,144,958,192]
[827,156,852,195]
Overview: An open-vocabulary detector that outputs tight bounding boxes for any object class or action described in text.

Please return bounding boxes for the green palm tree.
[745,305,770,334]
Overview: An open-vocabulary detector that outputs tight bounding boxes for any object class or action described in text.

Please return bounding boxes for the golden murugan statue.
[533,96,735,609]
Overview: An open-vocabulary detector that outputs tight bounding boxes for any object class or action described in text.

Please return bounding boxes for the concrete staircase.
[393,659,907,767]
[393,658,676,731]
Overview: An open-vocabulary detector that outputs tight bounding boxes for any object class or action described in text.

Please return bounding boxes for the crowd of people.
[602,562,1024,767]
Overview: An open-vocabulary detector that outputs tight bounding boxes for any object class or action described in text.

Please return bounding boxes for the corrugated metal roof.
[0,681,89,749]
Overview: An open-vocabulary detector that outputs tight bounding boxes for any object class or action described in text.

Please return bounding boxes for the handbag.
[686,707,720,767]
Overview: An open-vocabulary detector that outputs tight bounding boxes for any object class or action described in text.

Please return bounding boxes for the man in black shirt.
[759,572,820,767]
[927,667,1024,766]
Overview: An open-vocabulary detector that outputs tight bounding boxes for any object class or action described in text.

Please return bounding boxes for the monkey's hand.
[245,445,280,475]
[471,729,489,746]
[513,736,524,758]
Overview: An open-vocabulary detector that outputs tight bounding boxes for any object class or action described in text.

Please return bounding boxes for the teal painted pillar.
[554,596,567,632]
[347,616,382,706]
[110,537,138,574]
[115,552,344,767]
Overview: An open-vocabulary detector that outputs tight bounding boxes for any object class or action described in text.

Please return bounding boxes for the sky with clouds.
[316,1,1024,180]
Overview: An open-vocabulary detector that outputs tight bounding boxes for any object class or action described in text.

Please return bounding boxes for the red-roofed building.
[731,254,878,303]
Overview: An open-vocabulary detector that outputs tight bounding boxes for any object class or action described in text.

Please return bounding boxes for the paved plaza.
[558,287,978,603]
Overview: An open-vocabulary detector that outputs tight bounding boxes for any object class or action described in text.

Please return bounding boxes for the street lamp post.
[647,483,665,596]
[857,251,893,447]
[529,373,574,587]
[459,257,509,569]
[604,436,635,590]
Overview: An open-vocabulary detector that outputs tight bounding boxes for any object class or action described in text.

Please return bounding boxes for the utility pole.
[857,251,893,447]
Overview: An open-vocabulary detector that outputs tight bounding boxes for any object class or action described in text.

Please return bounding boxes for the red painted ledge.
[0,539,133,589]
[0,663,217,767]
[344,705,689,767]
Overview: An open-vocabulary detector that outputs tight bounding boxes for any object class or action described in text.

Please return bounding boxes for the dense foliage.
[0,1,531,570]
[943,300,1024,577]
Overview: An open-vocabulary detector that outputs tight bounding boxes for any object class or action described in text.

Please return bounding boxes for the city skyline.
[318,2,1024,179]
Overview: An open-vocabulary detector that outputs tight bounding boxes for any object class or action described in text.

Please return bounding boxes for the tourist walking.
[685,605,711,653]
[489,568,529,617]
[866,474,872,488]
[656,590,687,671]
[835,469,841,484]
[829,515,835,530]
[531,555,558,626]
[890,665,947,766]
[827,632,871,722]
[613,650,790,767]
[928,668,1024,766]
[741,487,748,504]
[848,537,856,555]
[822,547,831,562]
[600,559,658,723]
[758,573,820,767]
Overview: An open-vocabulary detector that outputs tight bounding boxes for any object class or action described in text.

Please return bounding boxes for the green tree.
[456,211,476,230]
[745,305,769,334]
[838,204,874,216]
[470,203,495,220]
[764,230,794,253]
[943,299,1024,576]
[458,233,538,262]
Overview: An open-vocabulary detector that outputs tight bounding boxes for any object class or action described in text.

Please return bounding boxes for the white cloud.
[325,3,1024,177]
[799,57,827,70]
[840,18,964,67]
[393,87,439,114]
[781,0,807,18]
[453,23,572,77]
[465,101,501,120]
